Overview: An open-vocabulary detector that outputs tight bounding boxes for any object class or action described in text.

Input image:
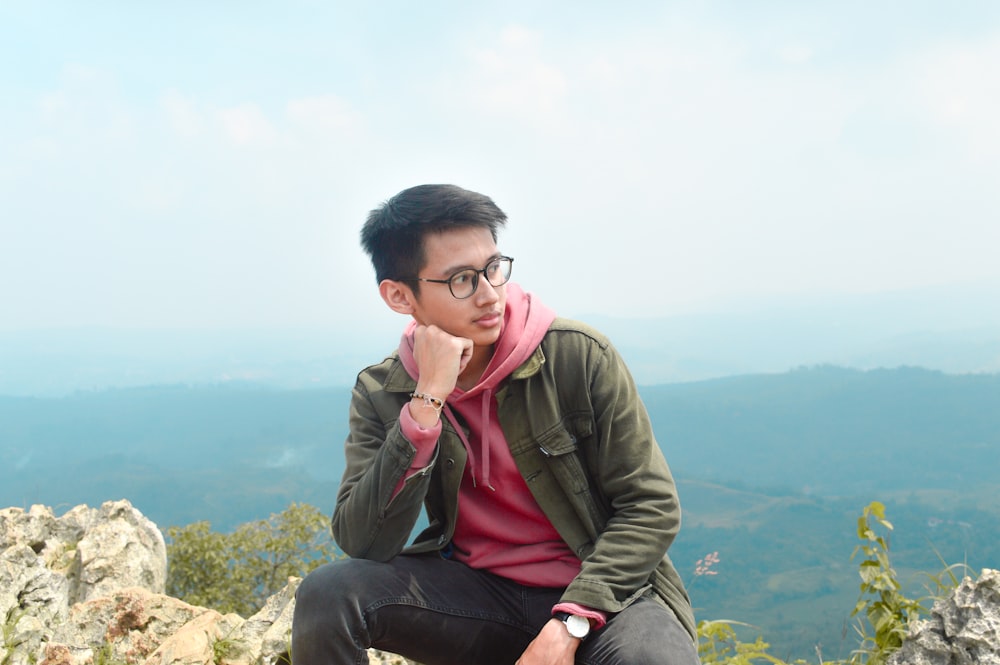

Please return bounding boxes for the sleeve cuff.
[398,402,441,468]
[552,602,608,630]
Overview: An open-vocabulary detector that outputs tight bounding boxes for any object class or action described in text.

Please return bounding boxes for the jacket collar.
[383,353,417,394]
[511,345,545,380]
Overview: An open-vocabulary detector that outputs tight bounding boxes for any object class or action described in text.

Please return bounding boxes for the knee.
[297,560,353,609]
[296,558,387,612]
[293,561,369,661]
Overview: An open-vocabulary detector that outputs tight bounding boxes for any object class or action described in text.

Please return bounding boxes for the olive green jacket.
[332,317,696,640]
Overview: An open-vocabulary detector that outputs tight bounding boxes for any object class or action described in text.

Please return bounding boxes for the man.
[292,184,699,665]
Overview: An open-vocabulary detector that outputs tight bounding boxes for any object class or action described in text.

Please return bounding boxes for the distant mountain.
[643,365,1000,496]
[587,284,1000,384]
[0,328,374,397]
[2,365,997,526]
[2,366,998,660]
[0,385,350,529]
[2,284,999,396]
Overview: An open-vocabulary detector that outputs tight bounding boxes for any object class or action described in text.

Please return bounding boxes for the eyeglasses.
[412,256,514,299]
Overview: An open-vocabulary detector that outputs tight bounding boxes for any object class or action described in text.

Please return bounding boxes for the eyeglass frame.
[403,255,514,300]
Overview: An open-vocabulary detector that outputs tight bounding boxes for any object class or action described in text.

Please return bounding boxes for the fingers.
[457,336,474,375]
[412,325,473,397]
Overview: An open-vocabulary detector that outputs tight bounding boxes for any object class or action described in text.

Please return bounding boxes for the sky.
[2,1,1000,335]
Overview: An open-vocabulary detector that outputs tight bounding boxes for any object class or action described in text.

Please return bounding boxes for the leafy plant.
[694,500,980,665]
[162,499,976,663]
[847,501,924,665]
[165,521,231,611]
[92,642,128,665]
[211,629,244,665]
[1,609,29,665]
[166,502,336,617]
[698,620,800,664]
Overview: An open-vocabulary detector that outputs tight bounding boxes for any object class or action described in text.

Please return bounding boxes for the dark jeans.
[292,554,700,665]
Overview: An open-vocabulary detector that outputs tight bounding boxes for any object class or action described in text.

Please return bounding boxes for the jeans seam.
[365,597,525,629]
[520,586,531,632]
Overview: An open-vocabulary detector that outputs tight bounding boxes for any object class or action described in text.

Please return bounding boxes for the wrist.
[413,381,451,402]
[553,612,591,640]
[409,391,445,412]
[408,392,444,427]
[551,603,606,630]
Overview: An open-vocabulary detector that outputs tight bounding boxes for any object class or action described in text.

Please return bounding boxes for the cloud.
[35,64,135,141]
[286,94,362,135]
[5,7,999,331]
[162,90,204,138]
[465,25,569,126]
[918,35,1000,155]
[264,447,305,469]
[778,44,816,64]
[216,103,276,146]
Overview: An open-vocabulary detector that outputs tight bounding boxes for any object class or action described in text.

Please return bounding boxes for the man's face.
[408,226,507,348]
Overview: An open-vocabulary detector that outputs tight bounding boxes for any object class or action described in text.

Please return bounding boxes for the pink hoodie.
[396,283,585,587]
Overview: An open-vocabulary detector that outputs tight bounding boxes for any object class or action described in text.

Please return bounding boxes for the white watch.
[554,611,591,639]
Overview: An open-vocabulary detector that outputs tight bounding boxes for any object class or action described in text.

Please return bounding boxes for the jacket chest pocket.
[532,416,610,532]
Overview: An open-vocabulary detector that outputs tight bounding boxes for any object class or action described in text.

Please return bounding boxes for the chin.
[471,327,503,347]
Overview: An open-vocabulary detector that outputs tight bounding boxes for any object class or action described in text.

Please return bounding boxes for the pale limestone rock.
[888,568,1000,665]
[1,543,71,631]
[235,576,299,665]
[1,501,419,665]
[48,587,213,664]
[146,610,245,665]
[72,500,167,602]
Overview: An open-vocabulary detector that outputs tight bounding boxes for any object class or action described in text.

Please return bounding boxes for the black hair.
[360,184,508,288]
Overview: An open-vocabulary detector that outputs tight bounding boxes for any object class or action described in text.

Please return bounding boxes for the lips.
[475,311,503,327]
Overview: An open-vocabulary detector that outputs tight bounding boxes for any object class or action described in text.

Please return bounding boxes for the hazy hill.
[642,365,1000,496]
[2,366,998,660]
[0,385,348,528]
[3,284,999,397]
[2,365,998,528]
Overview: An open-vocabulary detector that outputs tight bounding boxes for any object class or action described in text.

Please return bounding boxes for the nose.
[473,274,501,304]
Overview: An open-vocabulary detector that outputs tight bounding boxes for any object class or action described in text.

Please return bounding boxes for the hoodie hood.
[397,282,556,488]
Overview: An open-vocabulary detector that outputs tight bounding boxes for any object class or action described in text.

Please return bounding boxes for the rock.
[1,544,71,640]
[72,500,167,603]
[231,576,300,665]
[888,568,1000,665]
[0,499,166,607]
[0,500,419,665]
[47,586,221,665]
[145,608,245,665]
[1,500,167,665]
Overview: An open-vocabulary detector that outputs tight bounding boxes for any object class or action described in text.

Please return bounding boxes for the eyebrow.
[439,252,504,277]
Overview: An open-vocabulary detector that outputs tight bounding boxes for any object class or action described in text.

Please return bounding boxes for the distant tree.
[166,502,336,616]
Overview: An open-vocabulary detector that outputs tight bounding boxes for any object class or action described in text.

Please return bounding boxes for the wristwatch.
[553,611,591,639]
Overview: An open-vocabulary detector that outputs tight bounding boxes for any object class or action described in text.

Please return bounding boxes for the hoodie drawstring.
[481,388,494,491]
[441,389,496,492]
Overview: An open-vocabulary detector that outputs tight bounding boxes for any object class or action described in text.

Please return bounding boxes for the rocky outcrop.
[5,500,998,664]
[888,568,1000,665]
[0,500,414,665]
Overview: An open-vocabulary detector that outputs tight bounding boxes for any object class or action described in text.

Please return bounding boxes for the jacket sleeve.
[561,339,683,612]
[331,370,437,560]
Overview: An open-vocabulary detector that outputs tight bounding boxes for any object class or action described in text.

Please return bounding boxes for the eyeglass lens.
[450,257,512,298]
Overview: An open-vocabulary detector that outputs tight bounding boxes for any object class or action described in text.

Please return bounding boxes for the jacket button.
[446,458,456,469]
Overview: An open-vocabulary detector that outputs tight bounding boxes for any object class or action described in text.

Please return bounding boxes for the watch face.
[564,614,590,638]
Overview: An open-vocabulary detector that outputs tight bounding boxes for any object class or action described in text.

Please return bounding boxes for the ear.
[378,279,418,316]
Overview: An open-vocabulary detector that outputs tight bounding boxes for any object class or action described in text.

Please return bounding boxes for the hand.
[409,325,473,424]
[515,618,580,665]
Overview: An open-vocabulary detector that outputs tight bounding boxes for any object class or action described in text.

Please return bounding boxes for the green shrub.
[165,500,976,662]
[695,500,975,665]
[166,502,336,617]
